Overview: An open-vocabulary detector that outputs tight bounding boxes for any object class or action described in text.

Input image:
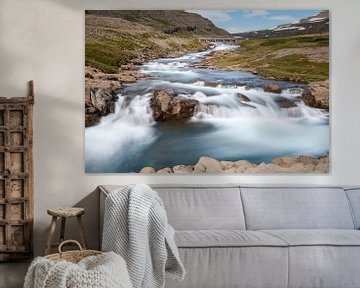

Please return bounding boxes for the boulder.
[274,97,296,108]
[237,93,251,102]
[296,155,317,165]
[156,167,173,173]
[318,155,329,165]
[85,113,100,127]
[140,167,156,173]
[233,160,254,172]
[272,156,297,167]
[286,163,315,173]
[203,81,219,87]
[173,165,193,173]
[245,163,286,174]
[263,83,282,94]
[85,65,124,127]
[90,87,117,116]
[86,107,96,114]
[301,88,317,108]
[301,80,329,110]
[131,58,145,65]
[85,71,95,79]
[150,89,199,122]
[119,70,145,83]
[315,162,329,173]
[220,161,235,170]
[119,75,137,83]
[314,155,329,173]
[193,156,222,173]
[85,66,97,79]
[222,167,239,174]
[221,159,254,173]
[121,63,134,70]
[85,85,119,127]
[103,74,120,81]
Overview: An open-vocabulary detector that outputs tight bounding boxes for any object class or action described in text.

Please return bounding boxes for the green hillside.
[86,10,229,36]
[206,34,329,83]
[85,10,229,73]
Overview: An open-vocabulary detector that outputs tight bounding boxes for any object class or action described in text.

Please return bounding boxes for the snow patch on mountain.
[308,17,326,23]
[273,25,306,32]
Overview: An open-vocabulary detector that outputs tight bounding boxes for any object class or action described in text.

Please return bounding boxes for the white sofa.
[99,185,360,288]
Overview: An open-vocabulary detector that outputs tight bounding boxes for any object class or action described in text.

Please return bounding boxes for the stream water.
[85,44,329,173]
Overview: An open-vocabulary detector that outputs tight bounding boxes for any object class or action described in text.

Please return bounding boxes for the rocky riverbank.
[139,154,329,174]
[202,58,329,111]
[202,34,329,110]
[85,66,145,127]
[85,10,224,127]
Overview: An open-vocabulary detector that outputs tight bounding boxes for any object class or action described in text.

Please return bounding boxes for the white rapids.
[85,44,329,172]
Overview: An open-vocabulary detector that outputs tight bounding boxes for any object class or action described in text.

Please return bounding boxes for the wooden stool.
[45,207,87,255]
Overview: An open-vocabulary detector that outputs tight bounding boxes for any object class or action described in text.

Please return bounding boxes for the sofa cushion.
[261,230,360,288]
[241,187,355,230]
[154,186,246,230]
[262,229,360,246]
[175,230,287,248]
[287,246,360,288]
[166,246,288,288]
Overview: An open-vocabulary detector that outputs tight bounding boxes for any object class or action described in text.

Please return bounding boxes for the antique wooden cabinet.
[0,81,34,261]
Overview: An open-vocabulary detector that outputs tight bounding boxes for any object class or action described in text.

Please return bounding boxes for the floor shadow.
[0,260,31,288]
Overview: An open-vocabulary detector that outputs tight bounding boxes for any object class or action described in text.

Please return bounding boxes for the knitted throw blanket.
[102,184,185,288]
[24,252,133,288]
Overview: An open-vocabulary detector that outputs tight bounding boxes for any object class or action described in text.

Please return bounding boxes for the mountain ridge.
[233,10,329,39]
[86,10,230,37]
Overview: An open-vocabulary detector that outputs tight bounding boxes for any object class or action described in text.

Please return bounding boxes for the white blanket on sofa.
[102,184,185,288]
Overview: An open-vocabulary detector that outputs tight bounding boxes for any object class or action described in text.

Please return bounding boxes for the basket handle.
[58,240,83,255]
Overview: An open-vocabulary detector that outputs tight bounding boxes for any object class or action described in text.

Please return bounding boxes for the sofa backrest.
[154,186,246,230]
[100,185,358,232]
[240,187,355,230]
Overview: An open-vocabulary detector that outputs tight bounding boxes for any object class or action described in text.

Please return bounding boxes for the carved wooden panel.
[0,82,34,261]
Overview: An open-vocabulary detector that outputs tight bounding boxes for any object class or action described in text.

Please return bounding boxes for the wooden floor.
[0,261,30,288]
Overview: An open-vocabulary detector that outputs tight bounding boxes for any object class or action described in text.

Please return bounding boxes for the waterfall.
[85,43,329,172]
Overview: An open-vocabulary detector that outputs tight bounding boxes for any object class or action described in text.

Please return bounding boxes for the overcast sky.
[188,10,322,33]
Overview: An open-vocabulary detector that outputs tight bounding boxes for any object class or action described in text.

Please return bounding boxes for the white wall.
[0,0,360,256]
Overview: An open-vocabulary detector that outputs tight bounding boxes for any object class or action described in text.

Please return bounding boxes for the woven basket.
[45,240,102,263]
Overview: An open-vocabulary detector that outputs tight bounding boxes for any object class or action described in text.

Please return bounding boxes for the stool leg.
[77,215,87,249]
[45,216,57,255]
[60,217,66,243]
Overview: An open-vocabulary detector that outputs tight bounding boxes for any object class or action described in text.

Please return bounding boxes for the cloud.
[226,25,270,33]
[242,10,298,24]
[189,10,233,22]
[243,10,269,18]
[226,26,246,33]
[268,15,297,22]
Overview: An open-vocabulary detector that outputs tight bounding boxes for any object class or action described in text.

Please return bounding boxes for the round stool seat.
[47,207,85,218]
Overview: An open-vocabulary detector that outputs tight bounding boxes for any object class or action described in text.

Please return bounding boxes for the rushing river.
[85,44,329,173]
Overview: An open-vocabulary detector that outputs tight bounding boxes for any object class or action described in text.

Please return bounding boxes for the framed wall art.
[85,10,329,173]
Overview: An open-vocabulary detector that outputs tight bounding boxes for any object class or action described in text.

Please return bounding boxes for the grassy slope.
[86,10,229,36]
[208,34,329,83]
[85,11,228,73]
